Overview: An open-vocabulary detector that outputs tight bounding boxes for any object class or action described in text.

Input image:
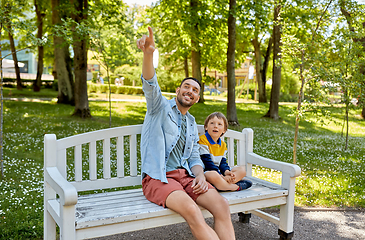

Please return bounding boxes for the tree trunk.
[184,56,189,78]
[261,36,273,103]
[190,0,204,103]
[264,3,282,120]
[34,0,44,92]
[227,0,239,126]
[71,0,91,118]
[340,6,365,119]
[252,38,264,103]
[7,30,22,90]
[52,0,74,104]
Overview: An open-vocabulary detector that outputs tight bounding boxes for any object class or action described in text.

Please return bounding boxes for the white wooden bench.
[44,125,301,240]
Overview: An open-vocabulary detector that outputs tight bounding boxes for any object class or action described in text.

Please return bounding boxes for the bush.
[87,82,143,95]
[52,79,58,91]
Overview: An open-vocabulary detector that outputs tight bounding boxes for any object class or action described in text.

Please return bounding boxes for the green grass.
[0,90,364,239]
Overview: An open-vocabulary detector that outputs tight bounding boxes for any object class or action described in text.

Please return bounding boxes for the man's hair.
[204,112,228,136]
[180,77,202,89]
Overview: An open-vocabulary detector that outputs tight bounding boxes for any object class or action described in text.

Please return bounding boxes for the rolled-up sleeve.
[141,73,164,115]
[187,129,205,170]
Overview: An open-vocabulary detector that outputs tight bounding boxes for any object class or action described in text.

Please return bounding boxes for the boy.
[199,112,252,191]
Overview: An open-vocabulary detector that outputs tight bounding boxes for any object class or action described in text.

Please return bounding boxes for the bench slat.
[75,178,287,230]
[227,137,234,166]
[89,141,97,180]
[71,176,141,192]
[75,145,82,182]
[103,138,111,179]
[117,136,124,177]
[130,135,138,177]
[56,125,143,150]
[57,149,67,179]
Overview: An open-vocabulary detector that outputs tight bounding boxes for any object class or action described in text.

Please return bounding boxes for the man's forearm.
[191,165,205,178]
[142,53,155,80]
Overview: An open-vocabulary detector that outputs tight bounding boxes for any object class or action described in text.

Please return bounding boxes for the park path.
[94,208,365,240]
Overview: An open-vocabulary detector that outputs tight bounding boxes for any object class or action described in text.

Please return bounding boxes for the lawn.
[0,90,364,239]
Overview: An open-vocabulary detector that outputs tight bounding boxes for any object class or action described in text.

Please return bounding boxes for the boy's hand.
[224,170,236,183]
[137,26,155,55]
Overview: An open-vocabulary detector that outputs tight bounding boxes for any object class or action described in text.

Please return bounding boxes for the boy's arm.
[219,157,231,175]
[198,142,221,173]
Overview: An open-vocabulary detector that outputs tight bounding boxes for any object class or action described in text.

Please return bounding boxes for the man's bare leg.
[196,189,236,240]
[165,190,219,240]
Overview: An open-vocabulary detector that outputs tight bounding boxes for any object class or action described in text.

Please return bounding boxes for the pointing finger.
[148,26,154,41]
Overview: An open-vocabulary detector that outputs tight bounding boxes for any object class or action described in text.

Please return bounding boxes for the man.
[137,27,235,240]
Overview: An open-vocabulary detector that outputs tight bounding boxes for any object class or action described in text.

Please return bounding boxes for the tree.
[237,0,273,103]
[190,0,204,102]
[340,0,365,119]
[264,0,282,120]
[71,0,91,118]
[52,0,75,104]
[33,0,48,92]
[89,0,128,125]
[227,0,239,126]
[151,0,228,100]
[2,1,32,90]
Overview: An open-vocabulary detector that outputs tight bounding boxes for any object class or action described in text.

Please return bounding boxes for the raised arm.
[136,26,155,80]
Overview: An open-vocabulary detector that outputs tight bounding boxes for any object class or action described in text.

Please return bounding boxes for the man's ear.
[196,95,200,103]
[176,87,180,95]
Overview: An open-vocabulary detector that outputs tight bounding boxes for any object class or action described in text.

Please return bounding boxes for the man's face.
[176,79,200,108]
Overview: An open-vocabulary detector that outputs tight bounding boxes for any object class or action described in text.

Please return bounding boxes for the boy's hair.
[204,112,228,136]
[180,77,201,90]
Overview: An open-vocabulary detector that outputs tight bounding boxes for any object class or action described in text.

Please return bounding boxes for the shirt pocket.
[162,111,178,136]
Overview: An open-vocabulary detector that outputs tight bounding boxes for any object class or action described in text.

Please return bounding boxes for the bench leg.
[238,212,251,223]
[278,229,294,240]
[60,205,76,240]
[279,174,296,240]
[44,210,57,240]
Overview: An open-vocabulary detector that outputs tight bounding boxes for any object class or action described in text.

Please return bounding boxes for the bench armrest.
[247,152,301,178]
[45,167,78,206]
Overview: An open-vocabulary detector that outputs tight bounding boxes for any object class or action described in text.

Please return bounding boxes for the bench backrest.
[44,125,249,193]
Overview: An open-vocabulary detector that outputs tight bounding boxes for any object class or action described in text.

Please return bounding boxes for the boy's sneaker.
[236,179,252,191]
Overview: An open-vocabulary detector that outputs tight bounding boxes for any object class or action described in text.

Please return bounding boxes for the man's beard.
[177,93,194,108]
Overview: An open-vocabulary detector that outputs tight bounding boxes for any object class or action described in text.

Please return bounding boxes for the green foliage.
[114,64,141,86]
[87,82,143,95]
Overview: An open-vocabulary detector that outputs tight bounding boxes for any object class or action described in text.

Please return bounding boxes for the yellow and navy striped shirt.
[198,132,230,175]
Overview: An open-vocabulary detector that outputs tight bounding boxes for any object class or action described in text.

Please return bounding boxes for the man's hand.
[191,165,209,194]
[192,173,209,194]
[137,26,155,55]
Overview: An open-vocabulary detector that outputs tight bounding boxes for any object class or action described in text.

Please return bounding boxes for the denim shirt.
[141,73,204,183]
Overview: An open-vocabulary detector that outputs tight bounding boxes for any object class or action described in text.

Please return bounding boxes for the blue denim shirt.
[141,73,204,183]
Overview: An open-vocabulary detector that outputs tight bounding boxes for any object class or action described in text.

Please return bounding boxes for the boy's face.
[205,116,225,142]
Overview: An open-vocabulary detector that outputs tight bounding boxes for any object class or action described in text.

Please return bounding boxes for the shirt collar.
[205,132,221,146]
[169,98,194,121]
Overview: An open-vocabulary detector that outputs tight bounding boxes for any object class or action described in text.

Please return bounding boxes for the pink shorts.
[142,169,215,207]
